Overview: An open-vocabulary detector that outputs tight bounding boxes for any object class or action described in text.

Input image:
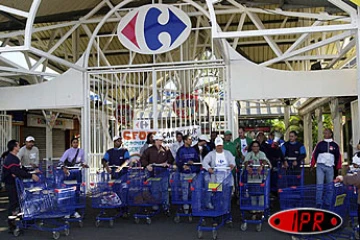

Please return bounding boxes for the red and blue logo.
[117,4,191,54]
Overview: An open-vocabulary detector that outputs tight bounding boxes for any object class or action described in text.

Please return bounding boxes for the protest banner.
[122,125,200,155]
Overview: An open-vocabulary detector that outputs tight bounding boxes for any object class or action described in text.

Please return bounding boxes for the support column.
[303,113,313,164]
[284,104,290,141]
[330,98,343,153]
[356,6,360,148]
[315,108,323,143]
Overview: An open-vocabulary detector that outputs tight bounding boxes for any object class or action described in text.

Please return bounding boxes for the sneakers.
[73,212,81,218]
[206,203,214,210]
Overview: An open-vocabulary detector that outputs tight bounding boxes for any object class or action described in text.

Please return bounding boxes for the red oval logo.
[268,208,342,235]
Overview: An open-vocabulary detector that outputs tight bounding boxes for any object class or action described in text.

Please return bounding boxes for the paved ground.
[0,188,293,240]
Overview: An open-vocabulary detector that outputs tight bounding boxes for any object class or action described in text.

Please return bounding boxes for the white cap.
[26,136,35,142]
[198,135,210,142]
[353,154,360,165]
[153,134,164,141]
[215,136,223,146]
[113,136,121,141]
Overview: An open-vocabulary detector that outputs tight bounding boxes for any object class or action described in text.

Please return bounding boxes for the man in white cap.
[102,136,131,176]
[202,136,235,211]
[17,136,39,168]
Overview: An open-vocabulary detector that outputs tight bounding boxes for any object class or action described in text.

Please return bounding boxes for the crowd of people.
[0,126,349,233]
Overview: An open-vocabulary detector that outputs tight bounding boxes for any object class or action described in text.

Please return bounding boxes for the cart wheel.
[355,231,359,240]
[134,217,140,224]
[64,228,70,236]
[13,228,21,237]
[146,217,151,225]
[109,220,114,228]
[226,220,233,228]
[212,230,217,240]
[197,230,203,239]
[188,216,193,222]
[52,231,60,240]
[240,223,247,231]
[256,223,262,232]
[174,216,180,224]
[95,220,100,228]
[78,221,83,228]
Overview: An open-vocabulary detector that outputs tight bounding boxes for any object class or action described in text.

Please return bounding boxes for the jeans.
[316,163,334,206]
[180,173,196,210]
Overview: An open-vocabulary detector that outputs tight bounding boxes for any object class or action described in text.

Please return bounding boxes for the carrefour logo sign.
[117,4,191,54]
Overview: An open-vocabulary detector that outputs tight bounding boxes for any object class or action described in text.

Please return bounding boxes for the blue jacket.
[311,140,342,170]
[2,153,32,185]
[176,146,199,173]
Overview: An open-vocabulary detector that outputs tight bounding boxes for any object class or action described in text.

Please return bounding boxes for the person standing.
[102,136,131,177]
[311,128,342,208]
[202,137,235,210]
[209,131,218,151]
[17,136,39,168]
[193,135,211,161]
[281,131,306,169]
[140,133,154,156]
[176,134,200,213]
[234,127,253,163]
[140,134,175,211]
[2,140,39,232]
[58,138,88,183]
[223,130,238,158]
[170,132,184,159]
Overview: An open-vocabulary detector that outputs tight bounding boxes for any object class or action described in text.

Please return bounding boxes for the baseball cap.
[224,130,232,135]
[215,136,223,146]
[26,136,35,142]
[198,135,210,142]
[153,134,164,141]
[353,154,360,165]
[113,136,122,141]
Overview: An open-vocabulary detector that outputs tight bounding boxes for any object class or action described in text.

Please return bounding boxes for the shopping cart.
[54,165,86,227]
[14,177,73,239]
[127,164,170,224]
[170,162,202,223]
[90,167,128,227]
[345,184,359,239]
[277,157,304,189]
[191,167,233,240]
[239,165,270,232]
[278,182,352,239]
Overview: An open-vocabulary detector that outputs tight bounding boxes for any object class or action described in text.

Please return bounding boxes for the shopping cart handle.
[285,157,297,161]
[129,166,144,170]
[184,162,202,166]
[214,166,230,170]
[151,163,169,168]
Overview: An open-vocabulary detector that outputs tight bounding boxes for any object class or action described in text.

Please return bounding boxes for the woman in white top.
[243,141,272,174]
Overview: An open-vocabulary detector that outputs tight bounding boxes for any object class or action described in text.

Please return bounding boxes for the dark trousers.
[5,184,18,228]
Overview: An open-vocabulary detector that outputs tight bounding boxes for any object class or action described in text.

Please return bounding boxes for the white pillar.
[152,70,158,129]
[330,98,343,153]
[356,7,360,148]
[303,113,313,164]
[315,108,323,143]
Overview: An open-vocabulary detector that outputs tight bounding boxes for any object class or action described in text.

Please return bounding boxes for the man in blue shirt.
[176,134,199,213]
[102,136,131,177]
[281,131,306,169]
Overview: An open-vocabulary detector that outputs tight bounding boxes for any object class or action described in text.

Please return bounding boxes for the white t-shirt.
[215,152,228,168]
[240,139,248,156]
